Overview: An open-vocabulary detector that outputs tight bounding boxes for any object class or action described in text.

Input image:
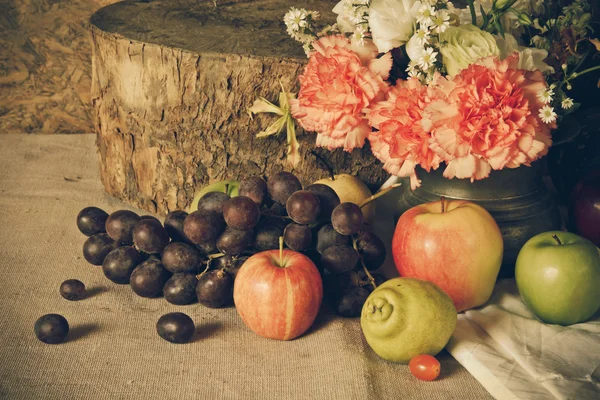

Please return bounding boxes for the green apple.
[314,174,375,222]
[360,277,457,363]
[516,231,600,326]
[187,180,239,213]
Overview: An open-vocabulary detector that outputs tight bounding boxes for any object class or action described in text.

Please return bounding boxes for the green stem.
[467,0,477,26]
[569,64,600,80]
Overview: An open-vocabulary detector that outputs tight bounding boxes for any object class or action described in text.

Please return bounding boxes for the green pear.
[187,180,239,213]
[360,278,457,363]
[314,174,375,222]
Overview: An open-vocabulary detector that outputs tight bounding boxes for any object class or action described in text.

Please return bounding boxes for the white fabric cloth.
[447,279,600,400]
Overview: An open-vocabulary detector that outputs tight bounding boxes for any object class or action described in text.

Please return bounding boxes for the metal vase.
[393,160,562,278]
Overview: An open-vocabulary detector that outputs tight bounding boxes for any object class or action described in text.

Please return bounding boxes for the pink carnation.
[290,36,392,151]
[424,54,554,181]
[367,77,442,189]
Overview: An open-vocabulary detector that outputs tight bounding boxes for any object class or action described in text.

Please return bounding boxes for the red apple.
[392,198,503,312]
[570,171,600,247]
[233,249,323,340]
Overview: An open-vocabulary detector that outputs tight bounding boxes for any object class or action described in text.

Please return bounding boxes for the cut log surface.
[90,0,387,215]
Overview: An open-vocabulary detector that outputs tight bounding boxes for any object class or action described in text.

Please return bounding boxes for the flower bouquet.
[252,0,599,191]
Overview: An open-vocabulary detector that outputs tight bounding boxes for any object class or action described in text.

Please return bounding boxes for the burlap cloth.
[0,134,493,399]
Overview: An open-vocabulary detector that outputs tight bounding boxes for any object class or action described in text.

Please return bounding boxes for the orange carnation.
[290,36,392,151]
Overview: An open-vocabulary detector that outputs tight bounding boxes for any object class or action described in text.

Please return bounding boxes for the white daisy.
[432,10,450,34]
[352,25,368,46]
[414,27,431,45]
[417,5,436,28]
[284,8,308,31]
[406,60,422,79]
[561,97,574,110]
[418,47,438,70]
[537,87,554,104]
[539,105,557,124]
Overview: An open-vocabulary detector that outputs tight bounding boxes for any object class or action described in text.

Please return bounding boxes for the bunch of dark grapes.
[74,171,387,318]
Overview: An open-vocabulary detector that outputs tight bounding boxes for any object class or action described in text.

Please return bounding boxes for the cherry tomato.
[409,355,441,381]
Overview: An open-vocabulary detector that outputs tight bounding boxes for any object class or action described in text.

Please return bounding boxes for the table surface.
[0,134,493,400]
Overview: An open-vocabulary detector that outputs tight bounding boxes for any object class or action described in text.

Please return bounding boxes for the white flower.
[407,60,422,79]
[417,4,436,27]
[561,97,574,110]
[432,10,450,34]
[284,8,308,31]
[537,87,554,104]
[405,33,425,62]
[539,106,557,124]
[352,25,368,46]
[368,0,423,53]
[495,33,554,74]
[414,27,431,45]
[418,47,438,70]
[333,1,367,33]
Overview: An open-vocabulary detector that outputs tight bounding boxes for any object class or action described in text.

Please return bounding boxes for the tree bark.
[90,0,387,215]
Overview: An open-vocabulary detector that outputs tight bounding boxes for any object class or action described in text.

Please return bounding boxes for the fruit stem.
[311,150,335,181]
[208,252,226,259]
[352,237,377,289]
[224,183,229,195]
[358,183,402,209]
[552,234,562,246]
[279,236,284,267]
[440,197,446,213]
[196,263,210,279]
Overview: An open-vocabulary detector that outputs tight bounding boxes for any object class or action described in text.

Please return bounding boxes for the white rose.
[495,34,554,74]
[405,34,423,62]
[368,0,422,53]
[333,1,359,33]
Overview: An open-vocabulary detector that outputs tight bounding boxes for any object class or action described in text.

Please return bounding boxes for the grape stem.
[196,262,211,279]
[208,252,226,260]
[358,183,402,209]
[311,150,335,180]
[352,237,377,289]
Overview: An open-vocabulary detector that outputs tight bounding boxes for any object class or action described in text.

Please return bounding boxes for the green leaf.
[248,97,284,118]
[495,18,505,37]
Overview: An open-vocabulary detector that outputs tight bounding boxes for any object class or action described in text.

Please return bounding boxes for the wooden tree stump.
[90,0,388,215]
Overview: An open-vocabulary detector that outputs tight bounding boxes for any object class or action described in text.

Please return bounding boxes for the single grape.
[196,270,233,308]
[163,273,198,305]
[132,218,170,254]
[197,191,230,215]
[225,256,248,279]
[286,190,321,225]
[331,203,364,236]
[409,355,441,381]
[102,246,143,284]
[130,258,171,298]
[34,314,69,344]
[140,215,161,223]
[216,227,253,255]
[239,176,268,206]
[83,233,120,265]
[183,211,225,245]
[323,271,361,302]
[210,254,235,270]
[305,184,340,218]
[253,217,288,251]
[156,312,195,344]
[197,240,217,255]
[76,206,108,236]
[320,244,359,274]
[105,210,141,244]
[164,210,191,243]
[268,202,288,217]
[283,223,312,251]
[356,231,387,271]
[59,279,86,301]
[316,224,348,254]
[222,196,260,230]
[161,242,202,273]
[267,171,302,205]
[336,287,371,318]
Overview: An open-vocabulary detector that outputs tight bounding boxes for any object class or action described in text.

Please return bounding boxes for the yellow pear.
[314,174,375,222]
